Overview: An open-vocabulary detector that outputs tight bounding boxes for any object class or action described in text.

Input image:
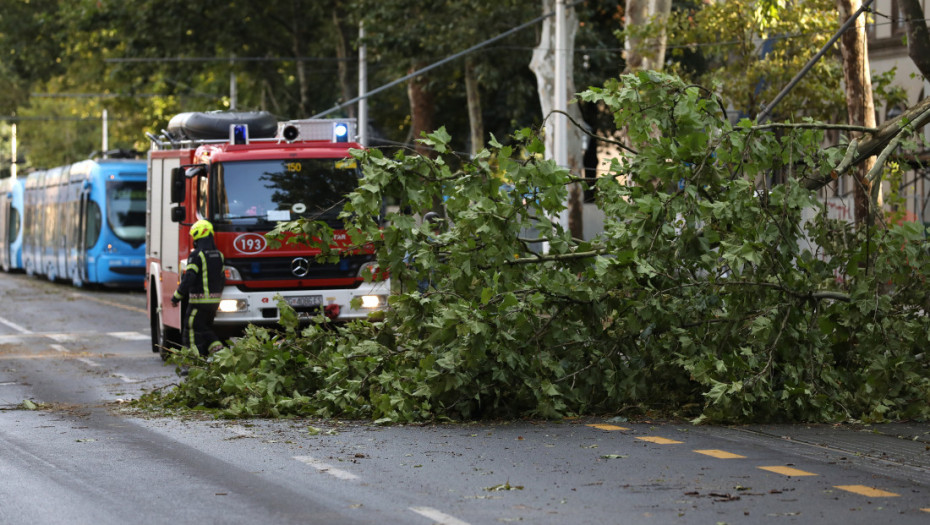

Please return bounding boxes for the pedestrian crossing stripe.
[109,332,150,341]
[636,436,683,444]
[834,485,899,497]
[694,449,746,459]
[587,424,630,431]
[758,466,818,477]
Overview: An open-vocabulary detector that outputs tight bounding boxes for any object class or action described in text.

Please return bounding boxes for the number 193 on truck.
[145,111,389,354]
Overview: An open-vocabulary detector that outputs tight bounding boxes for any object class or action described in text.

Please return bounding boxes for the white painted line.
[293,456,359,480]
[112,373,138,384]
[0,335,24,344]
[45,334,76,343]
[0,316,31,334]
[409,506,471,525]
[49,344,69,353]
[108,332,149,341]
[76,358,101,368]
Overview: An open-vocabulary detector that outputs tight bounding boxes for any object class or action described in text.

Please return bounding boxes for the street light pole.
[11,123,16,179]
[553,0,567,169]
[359,22,369,147]
[102,109,108,157]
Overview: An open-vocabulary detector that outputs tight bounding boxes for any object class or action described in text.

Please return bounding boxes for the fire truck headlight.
[360,295,385,309]
[218,299,248,313]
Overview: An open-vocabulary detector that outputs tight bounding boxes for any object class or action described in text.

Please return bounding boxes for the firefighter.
[171,219,226,356]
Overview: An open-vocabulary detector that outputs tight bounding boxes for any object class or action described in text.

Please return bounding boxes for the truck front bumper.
[213,280,391,325]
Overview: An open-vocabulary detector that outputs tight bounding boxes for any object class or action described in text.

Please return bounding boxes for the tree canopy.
[0,0,630,170]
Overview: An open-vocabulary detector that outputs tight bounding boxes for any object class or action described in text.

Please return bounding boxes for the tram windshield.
[212,158,360,228]
[106,180,146,245]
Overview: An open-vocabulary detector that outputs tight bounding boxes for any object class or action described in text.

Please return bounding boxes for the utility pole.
[102,109,109,156]
[553,0,567,169]
[554,0,571,232]
[230,72,238,111]
[11,123,16,179]
[358,23,369,147]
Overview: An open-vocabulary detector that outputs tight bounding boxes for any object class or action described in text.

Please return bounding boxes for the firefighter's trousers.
[182,302,222,356]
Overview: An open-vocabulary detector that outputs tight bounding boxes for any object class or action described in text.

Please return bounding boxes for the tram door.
[0,193,9,272]
[76,187,89,284]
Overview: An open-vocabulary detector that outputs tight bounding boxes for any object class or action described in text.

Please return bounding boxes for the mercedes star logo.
[291,257,310,277]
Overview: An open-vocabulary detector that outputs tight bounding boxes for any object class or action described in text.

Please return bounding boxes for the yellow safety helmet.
[190,219,214,241]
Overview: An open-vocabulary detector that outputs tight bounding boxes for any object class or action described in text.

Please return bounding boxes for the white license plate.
[285,295,323,307]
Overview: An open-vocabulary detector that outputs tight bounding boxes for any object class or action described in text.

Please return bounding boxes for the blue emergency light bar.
[334,123,349,142]
[274,119,357,143]
[230,124,249,145]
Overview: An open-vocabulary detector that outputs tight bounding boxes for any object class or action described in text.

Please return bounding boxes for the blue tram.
[21,158,147,287]
[0,176,24,272]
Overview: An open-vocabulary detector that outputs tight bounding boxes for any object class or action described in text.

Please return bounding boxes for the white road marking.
[0,315,31,334]
[108,331,149,341]
[409,507,471,525]
[112,373,138,383]
[49,344,69,353]
[76,358,101,367]
[46,333,77,343]
[293,456,359,480]
[0,331,149,343]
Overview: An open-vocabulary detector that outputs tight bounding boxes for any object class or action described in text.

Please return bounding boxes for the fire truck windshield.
[212,158,360,228]
[106,180,147,245]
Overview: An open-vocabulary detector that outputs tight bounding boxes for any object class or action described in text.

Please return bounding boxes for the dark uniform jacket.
[173,236,226,304]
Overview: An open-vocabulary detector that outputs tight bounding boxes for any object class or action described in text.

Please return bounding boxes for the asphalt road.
[1,271,929,524]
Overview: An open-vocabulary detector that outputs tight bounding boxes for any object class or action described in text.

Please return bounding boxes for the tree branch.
[804,96,930,191]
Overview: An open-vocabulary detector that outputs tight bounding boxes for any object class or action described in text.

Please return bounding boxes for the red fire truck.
[145,111,388,355]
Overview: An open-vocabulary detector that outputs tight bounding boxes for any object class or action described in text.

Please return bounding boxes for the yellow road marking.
[758,466,818,477]
[921,508,930,513]
[694,449,746,459]
[587,424,629,431]
[834,485,900,498]
[636,436,683,445]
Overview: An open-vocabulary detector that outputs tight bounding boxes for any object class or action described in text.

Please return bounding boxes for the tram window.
[106,181,146,245]
[85,201,102,248]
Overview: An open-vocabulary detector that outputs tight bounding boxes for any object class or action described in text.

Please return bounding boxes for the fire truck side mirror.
[170,206,186,223]
[170,167,185,204]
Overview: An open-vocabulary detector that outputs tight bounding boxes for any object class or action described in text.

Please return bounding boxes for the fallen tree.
[141,72,930,424]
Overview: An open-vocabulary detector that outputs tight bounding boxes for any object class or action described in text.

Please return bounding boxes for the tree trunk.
[624,0,671,71]
[901,0,930,79]
[332,10,356,119]
[530,0,585,239]
[465,57,484,157]
[290,13,309,117]
[837,0,877,225]
[408,63,435,158]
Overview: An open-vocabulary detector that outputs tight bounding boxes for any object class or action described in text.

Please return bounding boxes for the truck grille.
[226,254,373,287]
